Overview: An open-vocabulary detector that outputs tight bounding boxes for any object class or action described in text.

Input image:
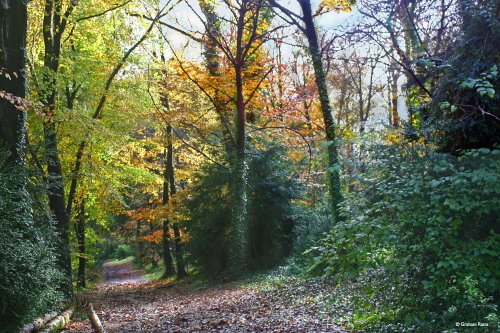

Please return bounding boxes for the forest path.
[63,271,348,333]
[100,258,145,286]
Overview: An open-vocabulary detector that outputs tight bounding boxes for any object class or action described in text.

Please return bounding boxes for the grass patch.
[103,256,135,266]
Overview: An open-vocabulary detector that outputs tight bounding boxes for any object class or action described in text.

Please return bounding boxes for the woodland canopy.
[0,0,498,332]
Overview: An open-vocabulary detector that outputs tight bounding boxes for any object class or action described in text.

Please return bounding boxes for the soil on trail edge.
[63,273,348,333]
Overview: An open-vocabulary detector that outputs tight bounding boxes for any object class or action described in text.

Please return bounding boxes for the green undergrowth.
[104,256,135,266]
[310,145,500,332]
[143,260,167,280]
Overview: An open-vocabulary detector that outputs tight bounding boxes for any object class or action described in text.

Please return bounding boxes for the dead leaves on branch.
[0,90,42,113]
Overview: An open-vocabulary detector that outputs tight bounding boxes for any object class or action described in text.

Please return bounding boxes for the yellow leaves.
[165,191,190,222]
[317,0,355,15]
[340,127,356,139]
[384,131,404,144]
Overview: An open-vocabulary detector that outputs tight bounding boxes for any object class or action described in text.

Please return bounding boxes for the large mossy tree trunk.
[199,0,248,274]
[298,0,343,222]
[0,0,28,164]
[41,0,74,298]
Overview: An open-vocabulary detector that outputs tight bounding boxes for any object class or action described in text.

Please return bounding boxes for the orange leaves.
[128,204,166,223]
[140,226,189,245]
[140,230,164,244]
[288,151,306,162]
[127,191,189,227]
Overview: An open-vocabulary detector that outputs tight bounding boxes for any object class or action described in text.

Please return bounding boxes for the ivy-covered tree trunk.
[199,0,234,156]
[0,0,28,164]
[389,64,400,128]
[166,124,187,279]
[228,62,249,275]
[136,219,143,261]
[299,0,343,222]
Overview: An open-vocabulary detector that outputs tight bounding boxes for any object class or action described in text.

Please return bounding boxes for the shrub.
[313,144,500,331]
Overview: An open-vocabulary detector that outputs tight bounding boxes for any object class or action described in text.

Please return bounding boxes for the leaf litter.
[63,271,353,332]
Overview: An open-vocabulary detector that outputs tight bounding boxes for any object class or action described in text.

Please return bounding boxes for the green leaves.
[310,144,500,331]
[459,65,498,98]
[0,148,64,331]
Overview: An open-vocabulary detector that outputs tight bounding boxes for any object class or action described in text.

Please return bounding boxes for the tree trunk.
[41,0,73,298]
[76,199,86,288]
[43,120,73,297]
[86,303,104,333]
[149,221,158,269]
[39,308,73,333]
[19,311,59,333]
[199,0,234,155]
[299,0,343,222]
[136,219,143,261]
[390,66,400,127]
[161,147,175,277]
[399,0,419,124]
[358,70,365,134]
[161,219,174,278]
[227,59,249,275]
[0,0,28,165]
[166,124,187,279]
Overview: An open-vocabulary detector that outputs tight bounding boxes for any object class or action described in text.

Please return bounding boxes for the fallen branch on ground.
[87,303,105,333]
[39,308,73,333]
[18,311,59,333]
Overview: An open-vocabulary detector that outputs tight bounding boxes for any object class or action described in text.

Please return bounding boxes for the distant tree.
[267,0,354,222]
[182,0,274,274]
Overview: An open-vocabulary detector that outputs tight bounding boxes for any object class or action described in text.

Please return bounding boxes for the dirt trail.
[100,260,145,285]
[63,266,346,333]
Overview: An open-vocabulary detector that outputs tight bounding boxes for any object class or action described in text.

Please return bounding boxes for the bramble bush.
[312,143,499,332]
